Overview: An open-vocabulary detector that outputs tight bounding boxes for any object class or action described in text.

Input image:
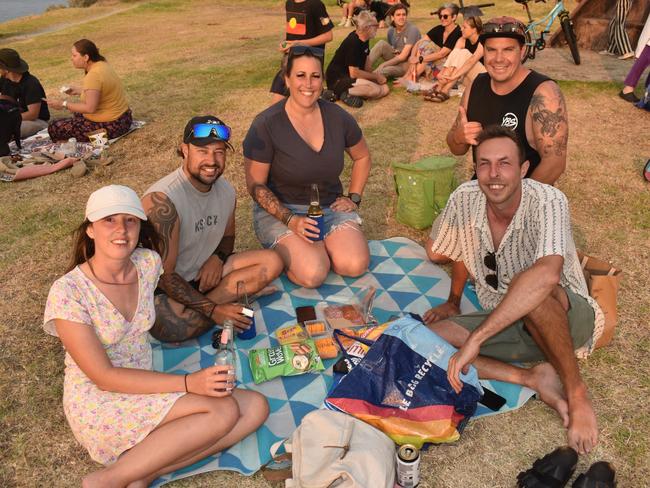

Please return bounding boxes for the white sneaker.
[618,51,634,60]
[344,18,352,27]
[338,17,347,26]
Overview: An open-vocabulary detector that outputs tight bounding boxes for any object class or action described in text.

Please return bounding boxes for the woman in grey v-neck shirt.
[243,47,372,288]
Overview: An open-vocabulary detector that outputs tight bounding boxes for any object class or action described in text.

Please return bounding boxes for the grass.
[1,0,649,486]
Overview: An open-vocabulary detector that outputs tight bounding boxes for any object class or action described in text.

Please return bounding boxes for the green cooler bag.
[392,156,458,230]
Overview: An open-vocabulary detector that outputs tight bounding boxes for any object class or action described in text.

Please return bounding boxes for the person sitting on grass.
[425,126,601,455]
[338,0,370,28]
[395,3,461,89]
[368,3,421,79]
[142,116,283,343]
[424,15,485,102]
[44,39,132,142]
[325,11,389,108]
[0,48,50,138]
[44,184,269,487]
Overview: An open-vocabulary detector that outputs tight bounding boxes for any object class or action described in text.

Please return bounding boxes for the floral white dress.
[43,248,184,465]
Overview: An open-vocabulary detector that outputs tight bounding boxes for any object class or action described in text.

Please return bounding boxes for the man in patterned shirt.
[426,126,601,455]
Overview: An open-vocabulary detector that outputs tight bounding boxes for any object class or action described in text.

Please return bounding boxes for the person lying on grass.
[425,126,601,455]
[44,185,269,487]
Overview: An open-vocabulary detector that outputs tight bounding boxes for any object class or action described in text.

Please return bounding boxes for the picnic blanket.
[7,119,146,156]
[150,237,535,486]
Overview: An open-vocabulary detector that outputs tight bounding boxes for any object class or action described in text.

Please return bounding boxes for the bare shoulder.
[529,80,568,139]
[530,80,566,113]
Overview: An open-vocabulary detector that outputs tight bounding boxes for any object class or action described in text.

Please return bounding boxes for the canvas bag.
[264,409,396,488]
[577,251,622,348]
[392,156,458,229]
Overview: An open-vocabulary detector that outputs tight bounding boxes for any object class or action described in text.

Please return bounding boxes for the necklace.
[87,259,138,286]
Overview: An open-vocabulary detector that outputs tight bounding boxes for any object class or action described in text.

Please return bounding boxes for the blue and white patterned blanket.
[151,237,535,486]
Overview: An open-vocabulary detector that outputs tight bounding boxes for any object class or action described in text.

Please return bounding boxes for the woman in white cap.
[43,185,268,486]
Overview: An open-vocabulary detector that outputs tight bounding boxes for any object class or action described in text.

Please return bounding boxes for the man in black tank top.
[446,16,568,185]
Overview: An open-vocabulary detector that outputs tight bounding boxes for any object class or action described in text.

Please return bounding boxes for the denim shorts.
[253,203,362,249]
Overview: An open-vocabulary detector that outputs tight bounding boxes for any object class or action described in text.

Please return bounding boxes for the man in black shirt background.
[446,16,567,186]
[0,48,49,139]
[325,10,389,108]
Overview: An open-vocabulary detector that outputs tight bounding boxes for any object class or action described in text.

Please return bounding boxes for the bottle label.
[221,328,230,344]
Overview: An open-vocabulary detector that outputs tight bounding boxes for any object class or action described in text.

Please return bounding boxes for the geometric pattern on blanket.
[150,237,535,486]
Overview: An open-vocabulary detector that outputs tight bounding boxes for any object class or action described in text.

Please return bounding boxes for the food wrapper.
[249,339,324,384]
[322,287,377,329]
[275,324,308,345]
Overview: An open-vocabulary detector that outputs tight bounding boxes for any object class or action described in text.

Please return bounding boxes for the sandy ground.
[527,46,635,82]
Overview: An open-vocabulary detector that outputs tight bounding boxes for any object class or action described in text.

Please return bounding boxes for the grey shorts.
[450,287,595,362]
[253,203,362,249]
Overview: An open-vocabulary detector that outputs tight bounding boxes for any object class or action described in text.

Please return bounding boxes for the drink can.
[307,213,325,241]
[237,314,257,340]
[395,444,420,488]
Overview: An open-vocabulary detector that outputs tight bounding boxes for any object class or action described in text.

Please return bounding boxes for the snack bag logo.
[267,347,285,367]
[501,112,518,130]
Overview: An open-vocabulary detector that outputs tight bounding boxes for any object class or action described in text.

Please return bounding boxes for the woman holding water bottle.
[43,185,268,487]
[243,45,372,288]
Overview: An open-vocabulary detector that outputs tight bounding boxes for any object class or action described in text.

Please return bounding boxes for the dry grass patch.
[1,0,649,486]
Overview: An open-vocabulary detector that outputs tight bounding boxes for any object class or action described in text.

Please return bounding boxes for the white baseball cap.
[85,185,147,222]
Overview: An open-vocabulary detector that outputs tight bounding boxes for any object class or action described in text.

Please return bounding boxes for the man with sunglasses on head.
[270,0,334,105]
[446,16,567,186]
[141,116,283,342]
[427,125,602,456]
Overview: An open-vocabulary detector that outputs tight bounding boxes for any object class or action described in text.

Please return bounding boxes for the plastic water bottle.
[64,138,77,156]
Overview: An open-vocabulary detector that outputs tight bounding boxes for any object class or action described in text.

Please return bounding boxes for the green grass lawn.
[0,0,648,486]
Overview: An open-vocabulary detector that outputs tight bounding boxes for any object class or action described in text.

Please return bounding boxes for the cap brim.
[86,205,147,222]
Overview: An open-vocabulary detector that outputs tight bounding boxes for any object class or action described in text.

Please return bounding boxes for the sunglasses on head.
[288,45,324,58]
[483,22,525,36]
[191,122,231,141]
[484,252,499,290]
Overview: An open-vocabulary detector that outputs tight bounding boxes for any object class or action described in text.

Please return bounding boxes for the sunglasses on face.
[483,22,525,36]
[484,252,499,290]
[191,123,231,141]
[438,13,451,19]
[288,45,325,59]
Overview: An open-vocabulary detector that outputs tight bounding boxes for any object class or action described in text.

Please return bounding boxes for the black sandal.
[572,461,616,488]
[517,446,578,488]
[340,91,363,108]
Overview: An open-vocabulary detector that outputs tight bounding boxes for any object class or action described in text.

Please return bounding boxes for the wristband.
[213,249,230,262]
[283,213,295,226]
[184,373,189,392]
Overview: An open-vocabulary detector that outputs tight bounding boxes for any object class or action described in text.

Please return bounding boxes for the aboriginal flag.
[286,11,306,36]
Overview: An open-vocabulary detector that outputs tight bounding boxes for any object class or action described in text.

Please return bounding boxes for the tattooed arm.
[244,158,293,224]
[141,192,216,317]
[527,81,568,185]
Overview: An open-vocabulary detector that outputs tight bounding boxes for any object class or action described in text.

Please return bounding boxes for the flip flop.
[340,91,363,108]
[572,461,616,488]
[517,446,578,488]
[424,92,450,103]
[422,88,440,102]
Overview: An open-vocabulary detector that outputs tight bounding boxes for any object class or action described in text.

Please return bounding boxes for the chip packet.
[275,324,309,345]
[249,339,325,384]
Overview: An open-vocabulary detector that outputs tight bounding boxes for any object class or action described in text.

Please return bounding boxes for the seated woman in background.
[424,16,485,102]
[396,3,461,88]
[45,39,132,142]
[243,45,371,288]
[44,185,268,487]
[0,48,50,138]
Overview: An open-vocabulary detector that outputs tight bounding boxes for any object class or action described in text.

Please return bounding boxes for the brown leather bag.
[577,251,622,349]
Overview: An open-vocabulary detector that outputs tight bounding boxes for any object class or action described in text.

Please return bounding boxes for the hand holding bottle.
[185,366,235,397]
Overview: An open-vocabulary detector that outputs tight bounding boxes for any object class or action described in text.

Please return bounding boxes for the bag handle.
[580,254,617,276]
[332,329,376,361]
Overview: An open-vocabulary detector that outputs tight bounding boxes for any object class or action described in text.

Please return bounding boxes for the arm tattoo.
[530,85,568,157]
[252,183,292,223]
[147,193,178,262]
[159,272,215,318]
[152,294,213,342]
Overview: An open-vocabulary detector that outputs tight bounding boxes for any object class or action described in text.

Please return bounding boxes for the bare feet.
[566,388,599,455]
[529,362,569,427]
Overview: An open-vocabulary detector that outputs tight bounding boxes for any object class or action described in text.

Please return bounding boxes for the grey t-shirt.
[144,168,236,281]
[242,99,363,206]
[387,22,421,52]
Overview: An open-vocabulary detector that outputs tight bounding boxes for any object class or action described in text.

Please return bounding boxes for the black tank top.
[467,70,551,177]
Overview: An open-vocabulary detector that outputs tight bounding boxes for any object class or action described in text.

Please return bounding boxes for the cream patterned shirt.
[429,179,603,357]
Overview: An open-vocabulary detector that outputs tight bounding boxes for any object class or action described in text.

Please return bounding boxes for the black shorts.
[154,279,200,296]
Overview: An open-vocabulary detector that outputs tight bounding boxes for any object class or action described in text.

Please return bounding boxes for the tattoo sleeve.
[147,193,178,263]
[252,183,293,224]
[529,84,568,158]
[158,272,216,318]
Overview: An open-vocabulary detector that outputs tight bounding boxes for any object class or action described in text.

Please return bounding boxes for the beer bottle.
[307,183,325,241]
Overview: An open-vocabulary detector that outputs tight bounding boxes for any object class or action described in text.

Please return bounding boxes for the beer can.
[395,444,420,488]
